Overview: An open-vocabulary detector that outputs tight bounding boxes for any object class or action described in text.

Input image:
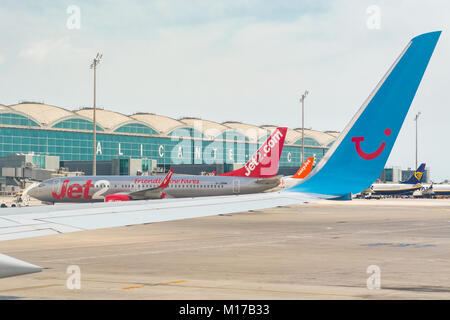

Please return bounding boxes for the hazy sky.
[0,0,449,181]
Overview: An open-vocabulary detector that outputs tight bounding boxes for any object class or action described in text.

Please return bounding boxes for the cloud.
[19,37,73,62]
[0,55,4,64]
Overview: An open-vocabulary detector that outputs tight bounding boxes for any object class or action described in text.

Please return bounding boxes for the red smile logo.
[351,128,391,160]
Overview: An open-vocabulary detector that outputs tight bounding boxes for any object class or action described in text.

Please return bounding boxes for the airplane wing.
[0,191,322,243]
[0,191,323,278]
[0,31,441,278]
[254,175,282,185]
[105,169,174,201]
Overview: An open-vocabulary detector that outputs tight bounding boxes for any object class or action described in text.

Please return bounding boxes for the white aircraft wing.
[0,191,320,242]
[0,191,321,278]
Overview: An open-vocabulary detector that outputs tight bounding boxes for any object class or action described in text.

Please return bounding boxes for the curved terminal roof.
[75,108,133,131]
[131,113,185,134]
[294,128,338,146]
[0,102,336,147]
[9,103,75,126]
[262,126,305,145]
[180,118,228,139]
[325,131,340,138]
[222,122,270,142]
[262,126,337,147]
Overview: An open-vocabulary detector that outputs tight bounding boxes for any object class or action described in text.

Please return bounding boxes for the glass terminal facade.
[0,104,334,171]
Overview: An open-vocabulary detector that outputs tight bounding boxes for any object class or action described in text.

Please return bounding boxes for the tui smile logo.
[351,128,391,160]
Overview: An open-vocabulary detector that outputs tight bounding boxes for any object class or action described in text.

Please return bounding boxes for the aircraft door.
[52,179,61,194]
[232,179,240,194]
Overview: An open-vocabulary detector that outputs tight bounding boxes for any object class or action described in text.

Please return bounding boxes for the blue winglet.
[288,31,441,196]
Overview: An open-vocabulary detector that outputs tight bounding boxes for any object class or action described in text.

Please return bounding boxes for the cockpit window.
[38,183,45,188]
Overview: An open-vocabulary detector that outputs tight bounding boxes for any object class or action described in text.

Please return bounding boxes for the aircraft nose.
[28,186,38,198]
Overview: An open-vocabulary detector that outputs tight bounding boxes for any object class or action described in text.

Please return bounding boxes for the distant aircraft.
[0,31,441,278]
[368,163,426,196]
[279,157,315,188]
[28,127,288,203]
[421,183,450,197]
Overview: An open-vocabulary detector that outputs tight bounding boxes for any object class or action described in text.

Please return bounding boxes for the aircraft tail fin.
[288,31,441,196]
[402,163,426,184]
[219,127,287,178]
[292,157,315,179]
[158,168,174,189]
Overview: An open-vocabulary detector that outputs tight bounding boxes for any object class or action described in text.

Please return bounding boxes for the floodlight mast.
[414,111,421,169]
[90,53,102,176]
[300,90,309,164]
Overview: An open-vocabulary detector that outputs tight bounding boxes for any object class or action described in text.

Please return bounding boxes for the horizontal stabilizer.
[0,253,42,279]
[255,175,283,185]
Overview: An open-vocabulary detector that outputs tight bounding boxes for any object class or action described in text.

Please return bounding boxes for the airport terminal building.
[0,102,338,176]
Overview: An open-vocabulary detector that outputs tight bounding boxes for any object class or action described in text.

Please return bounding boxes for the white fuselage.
[370,183,422,195]
[28,174,281,203]
[421,184,450,196]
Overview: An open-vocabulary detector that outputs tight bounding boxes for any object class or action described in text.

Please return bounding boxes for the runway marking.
[356,223,450,235]
[0,284,60,293]
[35,221,448,264]
[166,280,188,284]
[119,280,188,290]
[361,242,437,248]
[120,285,144,290]
[38,235,313,263]
[146,281,449,299]
[32,220,450,264]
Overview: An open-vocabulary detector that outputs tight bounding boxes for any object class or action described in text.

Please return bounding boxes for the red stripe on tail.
[158,168,174,189]
[219,127,287,178]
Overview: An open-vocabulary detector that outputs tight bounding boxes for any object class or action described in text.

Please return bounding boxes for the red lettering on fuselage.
[133,178,200,185]
[67,184,83,199]
[83,180,93,199]
[51,176,205,201]
[51,179,70,199]
[52,179,95,200]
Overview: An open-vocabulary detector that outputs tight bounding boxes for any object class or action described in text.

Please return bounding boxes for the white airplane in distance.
[0,31,442,278]
[421,183,450,197]
[367,163,426,196]
[279,157,315,188]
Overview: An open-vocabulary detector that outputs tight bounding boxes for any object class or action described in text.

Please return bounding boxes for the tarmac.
[1,198,450,299]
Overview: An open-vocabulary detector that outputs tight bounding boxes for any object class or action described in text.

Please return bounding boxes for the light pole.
[414,111,421,169]
[90,53,102,176]
[300,90,309,163]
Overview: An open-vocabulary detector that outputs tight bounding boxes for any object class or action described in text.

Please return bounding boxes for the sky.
[0,0,449,181]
